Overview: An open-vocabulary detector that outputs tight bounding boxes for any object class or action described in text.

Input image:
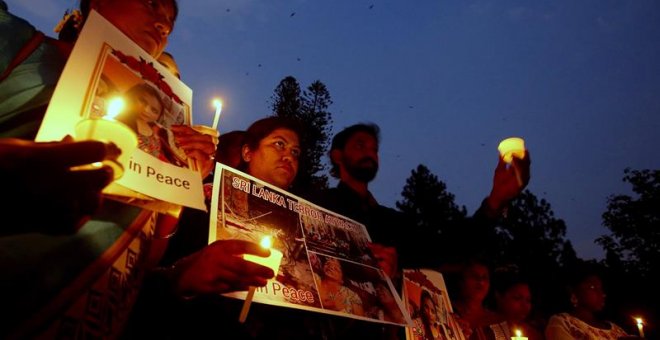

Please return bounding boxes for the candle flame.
[213,99,223,111]
[106,97,125,119]
[636,318,644,325]
[260,236,272,249]
[515,329,522,337]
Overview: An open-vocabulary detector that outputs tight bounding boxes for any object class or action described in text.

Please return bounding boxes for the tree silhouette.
[495,190,578,314]
[396,164,467,236]
[270,76,333,194]
[597,168,660,278]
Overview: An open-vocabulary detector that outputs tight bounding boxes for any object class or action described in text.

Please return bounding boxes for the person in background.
[321,122,529,339]
[449,259,502,340]
[545,266,635,340]
[125,117,308,339]
[0,1,219,338]
[492,271,544,340]
[157,51,180,79]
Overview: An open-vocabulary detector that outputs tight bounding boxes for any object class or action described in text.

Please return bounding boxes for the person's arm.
[479,151,531,219]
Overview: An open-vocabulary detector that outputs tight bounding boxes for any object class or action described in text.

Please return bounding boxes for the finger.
[66,165,115,191]
[26,141,109,168]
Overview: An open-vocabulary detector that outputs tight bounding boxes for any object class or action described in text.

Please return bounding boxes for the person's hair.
[492,268,530,295]
[564,262,604,292]
[215,130,245,167]
[80,0,179,20]
[328,123,380,178]
[419,289,436,324]
[238,116,304,172]
[60,0,179,42]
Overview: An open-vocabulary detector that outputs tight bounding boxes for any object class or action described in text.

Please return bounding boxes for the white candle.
[511,329,528,340]
[74,97,137,179]
[239,236,283,323]
[211,99,223,131]
[636,318,645,338]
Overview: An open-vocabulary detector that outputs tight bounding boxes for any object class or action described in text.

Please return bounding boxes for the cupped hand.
[0,138,115,235]
[174,239,275,296]
[170,125,217,178]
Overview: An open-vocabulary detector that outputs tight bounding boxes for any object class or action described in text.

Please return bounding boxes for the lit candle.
[74,97,137,179]
[498,137,526,164]
[636,317,645,338]
[239,236,283,323]
[498,137,526,187]
[211,98,223,131]
[511,329,528,340]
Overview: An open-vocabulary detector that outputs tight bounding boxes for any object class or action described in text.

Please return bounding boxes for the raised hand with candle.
[484,138,531,217]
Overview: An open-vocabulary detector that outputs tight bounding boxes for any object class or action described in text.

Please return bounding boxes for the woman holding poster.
[0,0,217,338]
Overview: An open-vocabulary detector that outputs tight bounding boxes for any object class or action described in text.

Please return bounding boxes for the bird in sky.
[290,12,296,17]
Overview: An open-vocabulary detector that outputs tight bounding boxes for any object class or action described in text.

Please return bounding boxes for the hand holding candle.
[498,137,527,187]
[239,236,283,323]
[74,97,137,179]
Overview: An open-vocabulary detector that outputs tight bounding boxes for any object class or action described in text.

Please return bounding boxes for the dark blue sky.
[11,0,660,259]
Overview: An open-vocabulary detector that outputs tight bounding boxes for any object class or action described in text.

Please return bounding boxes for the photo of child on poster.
[404,269,465,340]
[310,252,407,324]
[88,47,191,169]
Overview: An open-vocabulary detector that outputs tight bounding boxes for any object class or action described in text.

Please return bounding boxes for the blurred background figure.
[545,265,634,340]
[492,270,544,340]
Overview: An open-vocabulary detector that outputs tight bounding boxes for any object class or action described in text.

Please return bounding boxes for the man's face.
[337,131,379,183]
[92,0,176,57]
[243,128,300,189]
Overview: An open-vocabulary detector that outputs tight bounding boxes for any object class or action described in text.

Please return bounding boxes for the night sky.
[9,0,660,260]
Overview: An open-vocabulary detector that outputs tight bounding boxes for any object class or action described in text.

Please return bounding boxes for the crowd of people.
[0,1,647,339]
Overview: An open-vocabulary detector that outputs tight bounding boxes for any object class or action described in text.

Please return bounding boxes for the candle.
[74,97,137,179]
[498,137,526,187]
[636,317,645,338]
[511,329,528,340]
[239,236,283,323]
[211,98,223,131]
[498,137,526,164]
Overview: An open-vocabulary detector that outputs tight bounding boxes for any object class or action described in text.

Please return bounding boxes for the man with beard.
[321,123,530,339]
[323,123,402,276]
[323,123,531,270]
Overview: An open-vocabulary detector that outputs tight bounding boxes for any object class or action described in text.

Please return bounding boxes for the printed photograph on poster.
[310,252,407,324]
[87,47,191,169]
[210,164,412,326]
[403,269,465,340]
[217,170,320,308]
[35,11,205,210]
[302,207,376,266]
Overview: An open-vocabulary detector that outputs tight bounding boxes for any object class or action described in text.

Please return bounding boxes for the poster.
[403,269,465,340]
[35,11,205,211]
[209,164,413,326]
